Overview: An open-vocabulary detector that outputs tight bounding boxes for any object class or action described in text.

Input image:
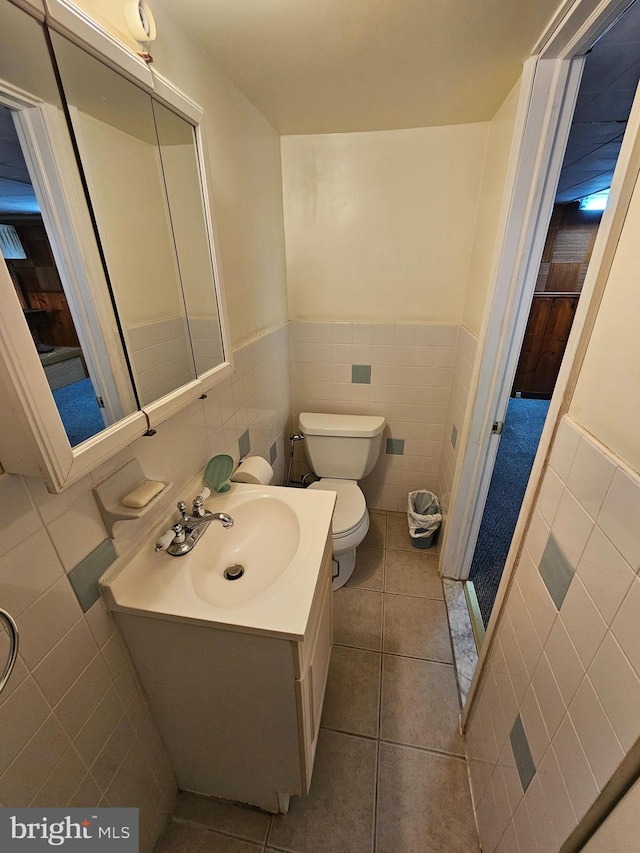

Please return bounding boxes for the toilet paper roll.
[231,456,274,485]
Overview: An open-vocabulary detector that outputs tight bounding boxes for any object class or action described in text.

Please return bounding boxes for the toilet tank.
[299,413,386,480]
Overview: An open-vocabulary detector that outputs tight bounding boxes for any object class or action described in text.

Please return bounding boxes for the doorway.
[443,0,640,654]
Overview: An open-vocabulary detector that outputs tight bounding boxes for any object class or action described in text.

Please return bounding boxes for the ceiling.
[556,0,640,203]
[173,0,562,135]
[0,108,39,216]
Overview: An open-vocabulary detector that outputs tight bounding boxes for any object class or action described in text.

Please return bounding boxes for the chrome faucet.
[155,495,234,556]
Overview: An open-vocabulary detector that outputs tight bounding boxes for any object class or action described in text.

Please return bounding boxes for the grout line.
[372,532,387,853]
[382,589,446,603]
[318,725,467,763]
[332,640,454,667]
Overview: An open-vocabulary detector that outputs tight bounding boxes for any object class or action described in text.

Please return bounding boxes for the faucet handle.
[177,501,189,523]
[171,523,186,544]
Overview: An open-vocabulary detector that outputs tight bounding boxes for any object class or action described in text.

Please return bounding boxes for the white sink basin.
[101,482,336,640]
[187,493,302,607]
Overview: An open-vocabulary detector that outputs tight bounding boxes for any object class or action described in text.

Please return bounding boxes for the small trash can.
[407,490,442,549]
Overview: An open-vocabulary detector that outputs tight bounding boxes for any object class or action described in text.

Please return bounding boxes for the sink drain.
[224,564,244,581]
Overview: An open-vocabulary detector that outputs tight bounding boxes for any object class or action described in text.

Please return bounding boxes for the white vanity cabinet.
[112,534,333,813]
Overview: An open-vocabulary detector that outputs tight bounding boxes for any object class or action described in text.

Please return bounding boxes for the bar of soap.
[121,480,164,508]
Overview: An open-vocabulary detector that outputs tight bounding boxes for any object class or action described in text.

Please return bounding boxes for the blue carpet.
[469,397,550,627]
[52,378,105,447]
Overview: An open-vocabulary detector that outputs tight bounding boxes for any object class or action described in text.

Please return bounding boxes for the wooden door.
[512,294,579,396]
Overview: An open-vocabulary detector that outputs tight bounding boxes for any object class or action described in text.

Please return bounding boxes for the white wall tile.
[552,714,599,822]
[520,685,550,765]
[512,796,538,853]
[532,653,566,742]
[567,437,616,520]
[588,633,640,752]
[0,476,41,559]
[47,499,109,573]
[545,618,585,707]
[560,576,608,668]
[537,746,578,845]
[551,488,594,568]
[523,776,558,853]
[548,419,580,482]
[597,467,640,571]
[611,576,640,676]
[569,676,624,790]
[577,527,635,625]
[0,530,65,616]
[537,468,565,526]
[17,577,83,670]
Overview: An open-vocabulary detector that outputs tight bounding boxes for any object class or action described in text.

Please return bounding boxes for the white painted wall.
[462,78,521,337]
[570,172,640,474]
[281,123,489,323]
[75,112,184,325]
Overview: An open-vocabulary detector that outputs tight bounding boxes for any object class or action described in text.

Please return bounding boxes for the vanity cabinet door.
[297,571,332,793]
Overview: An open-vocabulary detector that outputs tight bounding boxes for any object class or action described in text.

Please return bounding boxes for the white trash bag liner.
[407,490,442,538]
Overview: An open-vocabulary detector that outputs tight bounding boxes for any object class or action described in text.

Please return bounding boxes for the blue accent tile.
[510,715,536,792]
[351,364,372,384]
[67,539,117,613]
[386,438,405,455]
[238,429,251,458]
[451,423,458,450]
[269,441,277,465]
[539,534,575,610]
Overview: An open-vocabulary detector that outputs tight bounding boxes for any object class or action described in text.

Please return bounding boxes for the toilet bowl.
[307,478,369,588]
[299,413,386,590]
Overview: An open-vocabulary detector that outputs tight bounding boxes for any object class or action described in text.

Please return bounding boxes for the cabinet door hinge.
[96,396,105,408]
[492,420,504,435]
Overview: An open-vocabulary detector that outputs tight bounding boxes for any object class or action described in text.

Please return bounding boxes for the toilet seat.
[307,478,366,535]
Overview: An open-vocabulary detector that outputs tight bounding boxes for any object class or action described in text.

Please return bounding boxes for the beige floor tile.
[268,730,376,853]
[322,645,381,737]
[333,587,383,651]
[362,511,386,548]
[173,791,270,843]
[376,743,480,853]
[386,512,412,551]
[383,594,453,663]
[155,822,262,852]
[348,546,384,591]
[385,549,443,599]
[380,655,464,755]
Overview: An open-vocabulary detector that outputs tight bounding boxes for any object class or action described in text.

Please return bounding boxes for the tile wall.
[128,318,195,407]
[290,321,458,511]
[0,323,291,851]
[437,325,478,517]
[466,415,640,852]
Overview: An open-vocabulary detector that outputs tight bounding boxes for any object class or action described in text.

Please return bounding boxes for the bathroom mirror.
[0,0,139,448]
[50,31,227,400]
[0,0,232,490]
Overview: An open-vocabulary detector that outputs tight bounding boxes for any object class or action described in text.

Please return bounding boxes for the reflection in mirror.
[152,101,224,374]
[51,33,198,406]
[0,1,138,448]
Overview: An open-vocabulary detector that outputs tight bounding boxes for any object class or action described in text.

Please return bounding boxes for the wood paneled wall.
[535,202,602,294]
[2,216,80,348]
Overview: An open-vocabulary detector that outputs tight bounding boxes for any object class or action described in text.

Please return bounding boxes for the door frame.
[440,0,635,584]
[433,0,640,717]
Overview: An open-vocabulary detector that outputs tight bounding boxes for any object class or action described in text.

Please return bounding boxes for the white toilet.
[299,412,386,590]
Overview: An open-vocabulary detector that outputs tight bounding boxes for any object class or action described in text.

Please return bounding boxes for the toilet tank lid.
[299,412,386,438]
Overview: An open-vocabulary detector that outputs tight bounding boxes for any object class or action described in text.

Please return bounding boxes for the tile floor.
[154,511,480,853]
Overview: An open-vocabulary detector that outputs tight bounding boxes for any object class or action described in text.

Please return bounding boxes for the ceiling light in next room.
[579,189,610,211]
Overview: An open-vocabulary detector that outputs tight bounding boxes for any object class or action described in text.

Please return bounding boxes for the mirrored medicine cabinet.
[0,0,232,492]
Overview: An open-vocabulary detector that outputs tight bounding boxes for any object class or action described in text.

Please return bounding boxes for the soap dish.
[93,458,172,537]
[204,454,234,493]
